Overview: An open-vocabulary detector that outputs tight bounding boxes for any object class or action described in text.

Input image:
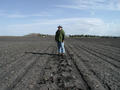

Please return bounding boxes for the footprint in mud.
[55,75,65,88]
[38,78,46,85]
[37,53,81,90]
[44,66,52,70]
[38,75,54,85]
[57,66,72,74]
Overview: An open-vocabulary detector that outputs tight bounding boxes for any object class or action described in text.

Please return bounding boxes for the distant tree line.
[69,34,119,38]
[25,33,49,37]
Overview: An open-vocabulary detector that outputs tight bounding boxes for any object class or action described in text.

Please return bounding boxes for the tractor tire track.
[0,46,51,90]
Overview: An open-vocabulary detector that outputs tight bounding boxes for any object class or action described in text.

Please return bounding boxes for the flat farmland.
[0,36,120,90]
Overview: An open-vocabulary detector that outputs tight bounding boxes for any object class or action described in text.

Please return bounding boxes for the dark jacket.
[55,29,65,42]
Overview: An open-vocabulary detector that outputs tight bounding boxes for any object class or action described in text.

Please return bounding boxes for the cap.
[57,25,63,28]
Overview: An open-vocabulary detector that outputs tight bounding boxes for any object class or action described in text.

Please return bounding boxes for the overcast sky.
[0,0,120,36]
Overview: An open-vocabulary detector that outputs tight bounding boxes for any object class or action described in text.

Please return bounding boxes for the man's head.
[58,25,63,30]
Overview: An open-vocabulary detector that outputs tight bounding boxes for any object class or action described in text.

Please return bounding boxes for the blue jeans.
[57,42,65,54]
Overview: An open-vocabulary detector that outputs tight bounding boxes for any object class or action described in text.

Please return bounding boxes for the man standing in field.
[55,25,65,56]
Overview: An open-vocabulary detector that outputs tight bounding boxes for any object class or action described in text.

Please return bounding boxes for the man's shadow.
[25,52,58,56]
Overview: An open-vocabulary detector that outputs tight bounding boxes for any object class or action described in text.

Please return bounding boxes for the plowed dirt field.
[0,37,120,90]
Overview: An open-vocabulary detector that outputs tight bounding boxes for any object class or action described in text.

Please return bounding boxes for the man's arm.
[55,32,57,41]
[55,31,57,41]
[62,30,65,42]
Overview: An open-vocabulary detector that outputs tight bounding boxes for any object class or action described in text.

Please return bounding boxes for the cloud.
[56,0,120,11]
[7,13,52,18]
[117,0,120,9]
[0,10,7,16]
[8,18,104,28]
[0,11,52,18]
[7,14,27,18]
[3,17,119,36]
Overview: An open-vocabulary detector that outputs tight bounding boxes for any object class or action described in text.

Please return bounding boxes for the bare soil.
[0,36,120,90]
